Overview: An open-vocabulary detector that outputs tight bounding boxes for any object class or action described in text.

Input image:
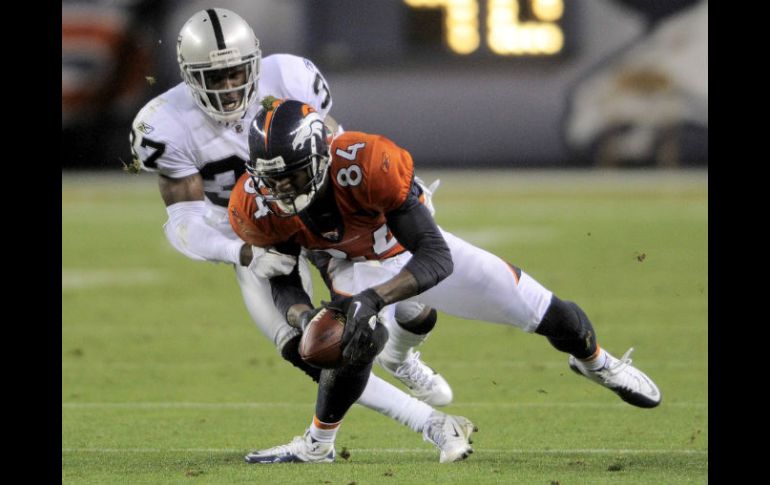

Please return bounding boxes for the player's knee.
[535,296,596,358]
[343,323,389,367]
[372,323,389,355]
[536,296,582,337]
[280,334,322,382]
[396,306,438,335]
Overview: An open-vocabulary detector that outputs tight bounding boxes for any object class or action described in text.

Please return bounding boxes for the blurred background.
[62,0,707,169]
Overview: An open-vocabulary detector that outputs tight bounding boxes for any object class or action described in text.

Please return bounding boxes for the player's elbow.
[431,246,454,284]
[406,244,453,293]
[437,249,454,281]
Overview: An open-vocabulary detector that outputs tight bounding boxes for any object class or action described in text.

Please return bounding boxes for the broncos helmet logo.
[292,111,325,154]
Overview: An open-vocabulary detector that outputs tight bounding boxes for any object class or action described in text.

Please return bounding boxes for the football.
[299,307,345,368]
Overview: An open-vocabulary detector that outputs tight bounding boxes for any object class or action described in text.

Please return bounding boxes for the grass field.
[62,169,708,485]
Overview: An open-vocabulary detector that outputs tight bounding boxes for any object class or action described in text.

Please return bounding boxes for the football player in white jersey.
[128,8,465,462]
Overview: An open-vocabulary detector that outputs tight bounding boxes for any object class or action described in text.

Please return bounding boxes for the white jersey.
[130,53,332,211]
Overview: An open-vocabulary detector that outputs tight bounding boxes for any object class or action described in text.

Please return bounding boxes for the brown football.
[299,307,345,368]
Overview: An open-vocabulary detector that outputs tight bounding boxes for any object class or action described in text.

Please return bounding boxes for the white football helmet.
[177,8,261,123]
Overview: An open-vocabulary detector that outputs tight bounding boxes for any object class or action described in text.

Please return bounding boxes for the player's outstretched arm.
[159,173,245,265]
[268,242,314,328]
[158,172,205,206]
[162,174,295,277]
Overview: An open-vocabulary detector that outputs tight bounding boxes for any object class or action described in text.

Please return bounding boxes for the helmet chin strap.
[265,155,331,216]
[292,193,312,212]
[273,191,311,215]
[274,176,322,215]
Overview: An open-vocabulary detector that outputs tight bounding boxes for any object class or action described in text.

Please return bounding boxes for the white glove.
[248,246,297,279]
[415,176,440,216]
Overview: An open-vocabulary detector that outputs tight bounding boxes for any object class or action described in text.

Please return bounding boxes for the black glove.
[338,289,388,366]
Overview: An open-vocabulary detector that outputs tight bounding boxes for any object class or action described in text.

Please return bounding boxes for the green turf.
[62,169,708,484]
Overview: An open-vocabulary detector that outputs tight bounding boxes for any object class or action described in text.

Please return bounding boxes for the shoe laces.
[394,351,435,390]
[604,347,634,375]
[594,348,642,390]
[259,435,305,457]
[422,414,447,447]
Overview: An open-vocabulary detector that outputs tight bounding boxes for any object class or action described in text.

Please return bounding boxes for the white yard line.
[61,360,706,369]
[62,269,162,290]
[450,226,558,247]
[62,401,706,409]
[61,447,706,455]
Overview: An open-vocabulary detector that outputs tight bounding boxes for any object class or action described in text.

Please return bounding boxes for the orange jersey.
[229,131,416,261]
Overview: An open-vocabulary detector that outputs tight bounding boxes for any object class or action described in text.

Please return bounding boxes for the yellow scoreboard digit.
[404,0,564,56]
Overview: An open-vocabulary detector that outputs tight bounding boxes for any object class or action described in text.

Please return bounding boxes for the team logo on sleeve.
[137,121,154,135]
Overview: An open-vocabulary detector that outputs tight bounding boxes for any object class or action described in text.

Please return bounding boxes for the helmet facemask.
[180,53,260,123]
[246,151,330,217]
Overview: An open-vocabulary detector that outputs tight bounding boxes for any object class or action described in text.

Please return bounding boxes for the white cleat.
[569,347,662,408]
[422,412,477,463]
[244,429,335,464]
[377,349,453,406]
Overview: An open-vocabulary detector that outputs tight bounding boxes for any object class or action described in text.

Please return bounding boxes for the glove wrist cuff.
[360,288,386,311]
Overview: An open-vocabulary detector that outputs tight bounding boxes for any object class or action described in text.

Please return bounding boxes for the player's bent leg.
[246,362,372,464]
[535,295,597,358]
[236,258,472,463]
[416,231,660,408]
[394,300,438,334]
[356,373,435,431]
[377,302,453,406]
[377,348,453,407]
[234,264,301,350]
[536,296,661,408]
[415,230,552,330]
[332,259,454,406]
[246,377,477,464]
[356,375,475,463]
[280,334,322,383]
[280,311,449,430]
[316,363,373,422]
[358,371,476,465]
[279,324,471,461]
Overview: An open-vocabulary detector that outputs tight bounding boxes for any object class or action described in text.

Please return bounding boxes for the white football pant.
[327,229,554,334]
[233,253,437,433]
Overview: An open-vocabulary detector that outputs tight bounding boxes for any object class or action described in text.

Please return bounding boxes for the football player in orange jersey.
[229,99,661,464]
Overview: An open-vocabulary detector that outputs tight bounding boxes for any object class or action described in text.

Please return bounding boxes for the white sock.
[378,321,429,370]
[356,373,435,433]
[308,416,340,443]
[580,346,608,371]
